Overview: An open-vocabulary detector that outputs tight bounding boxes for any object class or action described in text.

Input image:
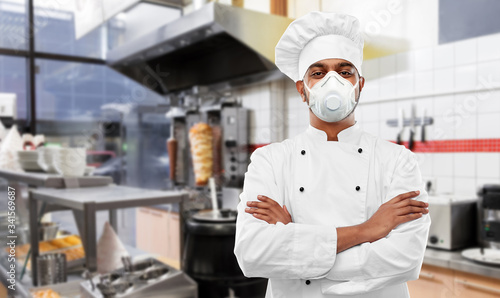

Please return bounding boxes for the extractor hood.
[107,2,293,94]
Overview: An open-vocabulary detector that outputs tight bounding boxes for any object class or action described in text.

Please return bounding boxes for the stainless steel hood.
[107,3,293,94]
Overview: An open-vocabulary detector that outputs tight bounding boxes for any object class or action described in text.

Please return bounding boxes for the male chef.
[234,11,431,298]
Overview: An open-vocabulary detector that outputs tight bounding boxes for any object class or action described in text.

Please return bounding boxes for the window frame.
[0,0,180,134]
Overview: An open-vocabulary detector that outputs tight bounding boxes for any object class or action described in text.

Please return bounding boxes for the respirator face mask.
[304,71,359,123]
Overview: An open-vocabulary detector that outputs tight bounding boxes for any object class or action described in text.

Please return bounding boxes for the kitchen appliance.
[168,97,248,208]
[107,3,292,94]
[478,184,500,249]
[183,210,267,298]
[219,105,248,188]
[167,107,189,186]
[80,257,197,298]
[166,96,251,297]
[427,195,477,250]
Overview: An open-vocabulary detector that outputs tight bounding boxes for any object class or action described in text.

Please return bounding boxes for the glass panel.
[0,55,27,119]
[0,0,27,50]
[34,0,104,58]
[36,58,166,188]
[35,58,165,121]
[124,112,171,189]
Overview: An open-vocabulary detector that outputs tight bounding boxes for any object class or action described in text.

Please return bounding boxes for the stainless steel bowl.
[39,222,59,241]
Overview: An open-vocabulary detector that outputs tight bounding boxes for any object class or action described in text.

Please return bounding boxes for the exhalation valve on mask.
[304,71,359,123]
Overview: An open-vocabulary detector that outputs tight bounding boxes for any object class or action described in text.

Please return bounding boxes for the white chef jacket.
[234,123,431,297]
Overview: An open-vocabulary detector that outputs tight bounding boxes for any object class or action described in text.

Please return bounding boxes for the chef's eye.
[339,71,352,76]
[311,71,324,77]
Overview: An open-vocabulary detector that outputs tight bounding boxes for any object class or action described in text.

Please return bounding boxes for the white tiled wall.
[289,0,439,50]
[285,79,310,138]
[234,83,272,144]
[355,32,500,196]
[235,32,500,197]
[235,77,311,144]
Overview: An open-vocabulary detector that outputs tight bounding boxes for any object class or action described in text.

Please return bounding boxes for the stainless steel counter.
[28,186,188,286]
[424,247,500,279]
[0,244,152,298]
[29,186,187,210]
[0,169,112,188]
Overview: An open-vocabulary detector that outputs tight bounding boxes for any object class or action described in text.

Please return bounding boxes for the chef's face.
[296,58,365,105]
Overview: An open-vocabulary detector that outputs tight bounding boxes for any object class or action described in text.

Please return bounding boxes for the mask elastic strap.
[350,79,359,103]
[303,80,314,107]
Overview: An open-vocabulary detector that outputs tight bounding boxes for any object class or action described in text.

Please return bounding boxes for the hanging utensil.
[421,108,427,143]
[409,104,416,150]
[396,109,404,145]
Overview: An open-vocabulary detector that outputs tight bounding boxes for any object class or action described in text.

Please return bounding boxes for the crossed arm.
[245,191,428,253]
[234,146,431,294]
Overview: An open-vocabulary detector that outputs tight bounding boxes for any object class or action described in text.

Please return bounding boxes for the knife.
[409,104,416,150]
[397,109,404,145]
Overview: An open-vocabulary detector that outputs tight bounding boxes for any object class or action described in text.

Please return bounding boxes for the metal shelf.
[29,186,187,211]
[28,186,188,286]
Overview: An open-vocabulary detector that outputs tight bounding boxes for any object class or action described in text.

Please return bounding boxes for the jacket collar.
[306,122,362,145]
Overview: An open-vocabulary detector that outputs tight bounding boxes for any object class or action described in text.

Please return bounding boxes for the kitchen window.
[0,0,27,51]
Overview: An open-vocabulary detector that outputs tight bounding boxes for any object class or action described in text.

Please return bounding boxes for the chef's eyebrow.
[338,62,354,68]
[309,62,326,69]
[308,61,354,70]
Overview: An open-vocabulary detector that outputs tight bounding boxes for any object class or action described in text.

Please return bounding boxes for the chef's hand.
[245,195,292,225]
[362,190,428,243]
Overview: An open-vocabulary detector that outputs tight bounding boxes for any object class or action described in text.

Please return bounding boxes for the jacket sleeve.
[322,148,431,295]
[234,146,338,279]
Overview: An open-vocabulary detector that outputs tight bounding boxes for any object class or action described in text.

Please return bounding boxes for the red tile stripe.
[395,139,500,153]
[248,144,269,153]
[249,139,500,153]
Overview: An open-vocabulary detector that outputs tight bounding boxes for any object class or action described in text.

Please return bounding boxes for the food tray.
[11,235,86,272]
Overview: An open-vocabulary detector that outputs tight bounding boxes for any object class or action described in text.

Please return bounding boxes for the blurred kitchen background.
[1,0,500,297]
